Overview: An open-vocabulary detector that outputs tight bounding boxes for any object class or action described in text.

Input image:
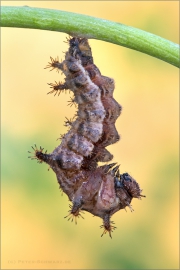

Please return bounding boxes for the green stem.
[1,6,179,68]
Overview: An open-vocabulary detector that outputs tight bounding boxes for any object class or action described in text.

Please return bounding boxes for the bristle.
[100,163,117,173]
[116,169,120,178]
[111,165,120,176]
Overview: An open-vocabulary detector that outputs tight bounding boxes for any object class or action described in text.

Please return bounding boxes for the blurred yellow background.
[1,1,179,269]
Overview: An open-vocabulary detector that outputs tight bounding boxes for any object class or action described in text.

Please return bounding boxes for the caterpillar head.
[115,172,145,210]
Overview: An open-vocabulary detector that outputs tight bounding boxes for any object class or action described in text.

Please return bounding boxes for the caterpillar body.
[29,37,145,238]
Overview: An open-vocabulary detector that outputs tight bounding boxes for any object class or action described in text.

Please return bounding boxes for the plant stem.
[1,6,179,68]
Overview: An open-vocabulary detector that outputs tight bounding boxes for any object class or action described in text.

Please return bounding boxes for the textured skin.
[29,37,145,238]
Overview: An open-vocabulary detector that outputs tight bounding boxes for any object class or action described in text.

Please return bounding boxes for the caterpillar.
[29,37,145,238]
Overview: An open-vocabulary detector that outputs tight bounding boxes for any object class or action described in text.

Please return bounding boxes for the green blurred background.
[1,1,179,269]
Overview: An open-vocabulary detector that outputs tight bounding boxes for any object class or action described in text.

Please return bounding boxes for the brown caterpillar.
[29,37,145,238]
